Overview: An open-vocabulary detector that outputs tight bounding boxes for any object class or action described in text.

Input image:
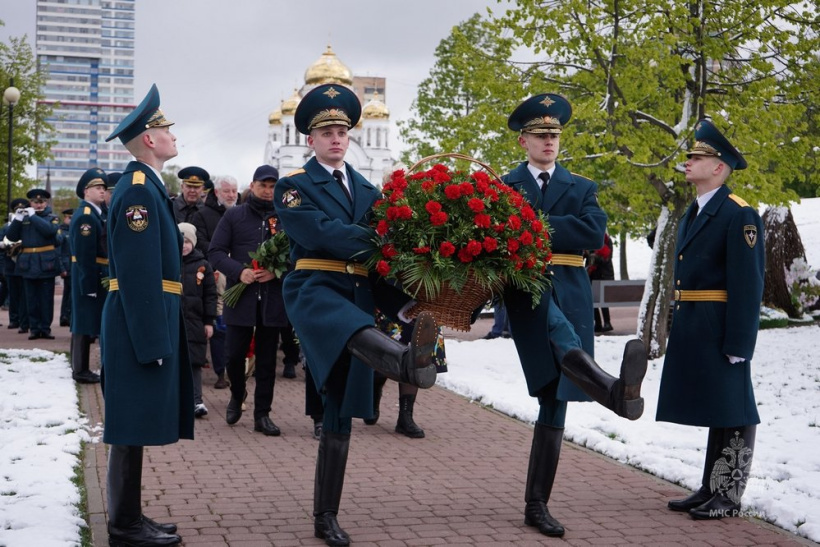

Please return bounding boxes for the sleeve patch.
[282,189,301,208]
[80,223,92,236]
[125,205,149,232]
[744,225,758,248]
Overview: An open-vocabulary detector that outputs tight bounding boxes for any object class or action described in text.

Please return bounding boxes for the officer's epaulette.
[83,206,91,215]
[285,169,305,177]
[132,171,146,185]
[570,171,593,183]
[728,194,750,207]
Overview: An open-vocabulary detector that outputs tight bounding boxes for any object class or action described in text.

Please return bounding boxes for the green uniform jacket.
[657,185,764,427]
[101,161,194,445]
[69,201,107,336]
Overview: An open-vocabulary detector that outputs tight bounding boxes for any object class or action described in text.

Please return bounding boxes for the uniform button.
[355,282,360,287]
[676,304,680,310]
[676,280,681,286]
[679,254,684,261]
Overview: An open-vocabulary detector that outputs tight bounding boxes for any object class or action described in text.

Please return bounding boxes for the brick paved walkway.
[3,297,813,546]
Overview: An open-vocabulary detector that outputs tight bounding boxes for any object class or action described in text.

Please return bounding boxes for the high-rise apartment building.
[36,0,135,189]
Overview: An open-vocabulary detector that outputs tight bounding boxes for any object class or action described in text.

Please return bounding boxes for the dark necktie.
[538,171,550,199]
[686,201,699,234]
[333,169,352,204]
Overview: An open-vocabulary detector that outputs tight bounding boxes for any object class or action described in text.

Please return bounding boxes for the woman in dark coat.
[179,222,217,417]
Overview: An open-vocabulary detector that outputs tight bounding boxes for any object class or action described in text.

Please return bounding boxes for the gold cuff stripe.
[549,254,585,267]
[71,256,109,265]
[674,290,728,302]
[22,245,56,253]
[295,258,368,277]
[108,278,183,295]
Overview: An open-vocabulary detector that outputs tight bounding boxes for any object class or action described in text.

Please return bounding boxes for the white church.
[264,46,396,185]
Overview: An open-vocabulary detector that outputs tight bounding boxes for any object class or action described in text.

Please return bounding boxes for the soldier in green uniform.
[69,168,108,384]
[273,84,438,547]
[6,188,64,340]
[101,84,192,547]
[659,119,764,520]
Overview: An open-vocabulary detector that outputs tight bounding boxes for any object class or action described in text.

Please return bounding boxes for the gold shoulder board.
[84,206,91,214]
[728,194,749,207]
[133,171,146,185]
[285,169,306,177]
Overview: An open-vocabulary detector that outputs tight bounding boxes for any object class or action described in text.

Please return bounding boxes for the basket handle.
[408,152,503,183]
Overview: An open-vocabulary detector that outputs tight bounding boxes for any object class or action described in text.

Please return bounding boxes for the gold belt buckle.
[345,262,355,274]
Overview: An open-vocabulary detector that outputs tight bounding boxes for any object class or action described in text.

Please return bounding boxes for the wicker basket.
[401,153,503,331]
[404,275,497,332]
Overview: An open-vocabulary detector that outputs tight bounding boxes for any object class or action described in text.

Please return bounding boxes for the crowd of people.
[0,83,764,547]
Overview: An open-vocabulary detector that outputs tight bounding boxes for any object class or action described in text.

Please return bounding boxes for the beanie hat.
[178,222,197,247]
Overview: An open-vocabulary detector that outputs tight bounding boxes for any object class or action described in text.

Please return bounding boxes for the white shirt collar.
[696,186,721,215]
[318,162,350,191]
[527,164,556,188]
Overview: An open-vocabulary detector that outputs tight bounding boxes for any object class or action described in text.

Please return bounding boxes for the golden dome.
[304,45,353,86]
[362,91,389,119]
[281,89,301,116]
[269,105,283,125]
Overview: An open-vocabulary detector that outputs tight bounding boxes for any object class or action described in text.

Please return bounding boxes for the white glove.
[13,211,24,221]
[727,355,745,364]
[87,293,97,298]
[25,207,35,217]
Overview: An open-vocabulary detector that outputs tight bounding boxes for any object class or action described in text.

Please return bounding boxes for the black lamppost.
[4,78,21,219]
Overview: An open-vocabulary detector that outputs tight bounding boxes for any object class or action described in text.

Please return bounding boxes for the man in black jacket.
[191,175,239,257]
[209,164,299,436]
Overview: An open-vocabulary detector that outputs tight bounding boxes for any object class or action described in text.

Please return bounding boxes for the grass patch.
[72,442,93,547]
[759,317,789,329]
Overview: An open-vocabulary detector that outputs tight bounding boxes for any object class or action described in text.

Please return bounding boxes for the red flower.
[474,213,491,228]
[444,185,462,200]
[457,247,474,263]
[519,230,534,246]
[397,205,413,220]
[531,219,544,233]
[520,204,536,221]
[425,200,443,214]
[466,240,483,256]
[509,192,524,208]
[382,244,398,259]
[483,237,498,252]
[467,198,485,212]
[507,238,520,253]
[439,241,456,257]
[376,260,390,276]
[376,220,389,236]
[459,182,474,195]
[386,206,399,220]
[421,180,436,192]
[507,215,522,230]
[430,211,449,226]
[413,246,431,254]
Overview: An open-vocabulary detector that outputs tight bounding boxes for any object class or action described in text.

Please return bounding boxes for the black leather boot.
[668,427,723,512]
[71,334,100,383]
[690,426,756,520]
[364,375,387,425]
[107,445,181,546]
[560,339,647,420]
[523,423,565,537]
[346,311,437,388]
[395,394,425,438]
[314,431,351,546]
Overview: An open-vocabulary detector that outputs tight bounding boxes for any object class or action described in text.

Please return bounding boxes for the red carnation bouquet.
[365,154,552,330]
[222,230,290,308]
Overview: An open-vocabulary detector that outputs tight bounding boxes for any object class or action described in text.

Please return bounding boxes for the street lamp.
[4,79,21,220]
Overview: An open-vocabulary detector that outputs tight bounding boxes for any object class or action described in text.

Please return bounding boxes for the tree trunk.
[762,206,805,318]
[618,230,629,280]
[638,197,686,359]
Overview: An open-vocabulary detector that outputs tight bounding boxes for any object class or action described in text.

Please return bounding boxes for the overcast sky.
[2,0,499,184]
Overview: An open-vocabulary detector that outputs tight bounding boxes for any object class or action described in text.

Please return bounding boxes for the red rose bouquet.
[366,154,552,330]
